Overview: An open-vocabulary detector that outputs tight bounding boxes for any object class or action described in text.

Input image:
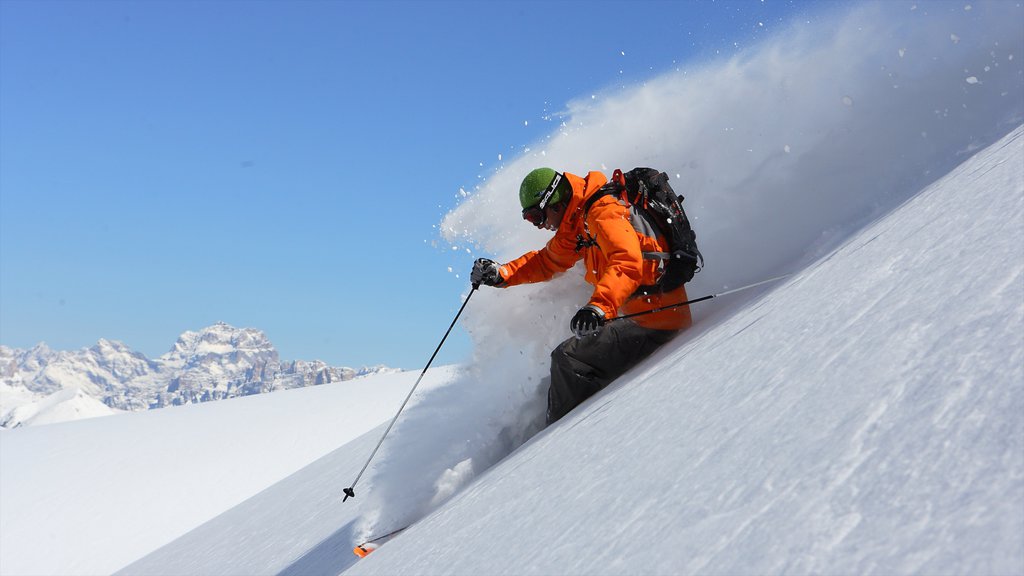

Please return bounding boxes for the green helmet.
[519,168,570,209]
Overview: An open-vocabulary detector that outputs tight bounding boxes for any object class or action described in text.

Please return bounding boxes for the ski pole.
[612,273,791,322]
[343,283,480,502]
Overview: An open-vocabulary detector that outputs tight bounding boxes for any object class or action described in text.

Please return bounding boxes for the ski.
[353,526,409,558]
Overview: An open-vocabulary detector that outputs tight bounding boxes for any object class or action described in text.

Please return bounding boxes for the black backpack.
[580,167,703,294]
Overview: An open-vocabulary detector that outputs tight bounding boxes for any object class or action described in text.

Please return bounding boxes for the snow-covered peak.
[163,322,277,365]
[90,338,131,354]
[0,387,118,429]
[88,339,159,377]
[0,343,53,378]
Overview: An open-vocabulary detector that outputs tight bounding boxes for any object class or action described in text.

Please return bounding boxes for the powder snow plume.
[357,0,1023,538]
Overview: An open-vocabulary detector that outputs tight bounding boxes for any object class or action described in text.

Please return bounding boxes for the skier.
[471,168,693,425]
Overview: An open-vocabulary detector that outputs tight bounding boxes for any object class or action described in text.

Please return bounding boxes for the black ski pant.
[546,320,677,425]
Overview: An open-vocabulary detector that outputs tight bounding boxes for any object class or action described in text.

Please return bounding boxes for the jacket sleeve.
[586,199,644,318]
[499,230,581,286]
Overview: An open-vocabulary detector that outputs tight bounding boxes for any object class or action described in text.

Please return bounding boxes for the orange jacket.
[499,171,692,332]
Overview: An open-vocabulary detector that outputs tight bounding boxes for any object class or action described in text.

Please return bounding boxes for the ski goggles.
[522,205,546,226]
[521,172,563,226]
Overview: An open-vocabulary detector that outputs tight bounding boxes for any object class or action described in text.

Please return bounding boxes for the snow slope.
[121,123,1022,576]
[0,366,459,576]
[366,0,1024,552]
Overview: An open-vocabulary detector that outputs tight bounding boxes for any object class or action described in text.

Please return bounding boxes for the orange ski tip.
[353,542,379,558]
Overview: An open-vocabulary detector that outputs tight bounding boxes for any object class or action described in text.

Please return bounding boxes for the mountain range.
[0,322,396,428]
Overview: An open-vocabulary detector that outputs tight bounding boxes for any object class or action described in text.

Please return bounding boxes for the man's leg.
[546,321,675,425]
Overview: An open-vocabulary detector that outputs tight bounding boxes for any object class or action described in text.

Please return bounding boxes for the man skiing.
[471,168,693,425]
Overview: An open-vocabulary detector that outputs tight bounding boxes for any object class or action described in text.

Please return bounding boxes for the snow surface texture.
[0,366,458,576]
[122,121,1021,576]
[367,0,1024,545]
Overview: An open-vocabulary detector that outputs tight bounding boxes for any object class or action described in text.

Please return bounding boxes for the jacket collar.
[561,171,588,232]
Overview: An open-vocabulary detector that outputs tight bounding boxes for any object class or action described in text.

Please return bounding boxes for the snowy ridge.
[0,322,396,428]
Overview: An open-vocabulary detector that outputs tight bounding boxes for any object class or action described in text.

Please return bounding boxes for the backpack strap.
[578,168,670,254]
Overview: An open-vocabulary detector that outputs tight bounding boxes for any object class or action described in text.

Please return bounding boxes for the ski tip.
[353,543,379,558]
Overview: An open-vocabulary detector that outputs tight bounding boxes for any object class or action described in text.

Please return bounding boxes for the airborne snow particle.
[842,96,855,107]
[966,76,980,84]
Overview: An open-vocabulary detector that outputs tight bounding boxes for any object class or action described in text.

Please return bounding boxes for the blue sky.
[0,0,829,368]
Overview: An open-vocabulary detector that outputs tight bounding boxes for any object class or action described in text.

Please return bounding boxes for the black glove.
[471,258,504,287]
[570,306,605,338]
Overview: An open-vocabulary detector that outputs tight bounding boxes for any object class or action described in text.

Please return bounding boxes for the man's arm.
[499,231,581,287]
